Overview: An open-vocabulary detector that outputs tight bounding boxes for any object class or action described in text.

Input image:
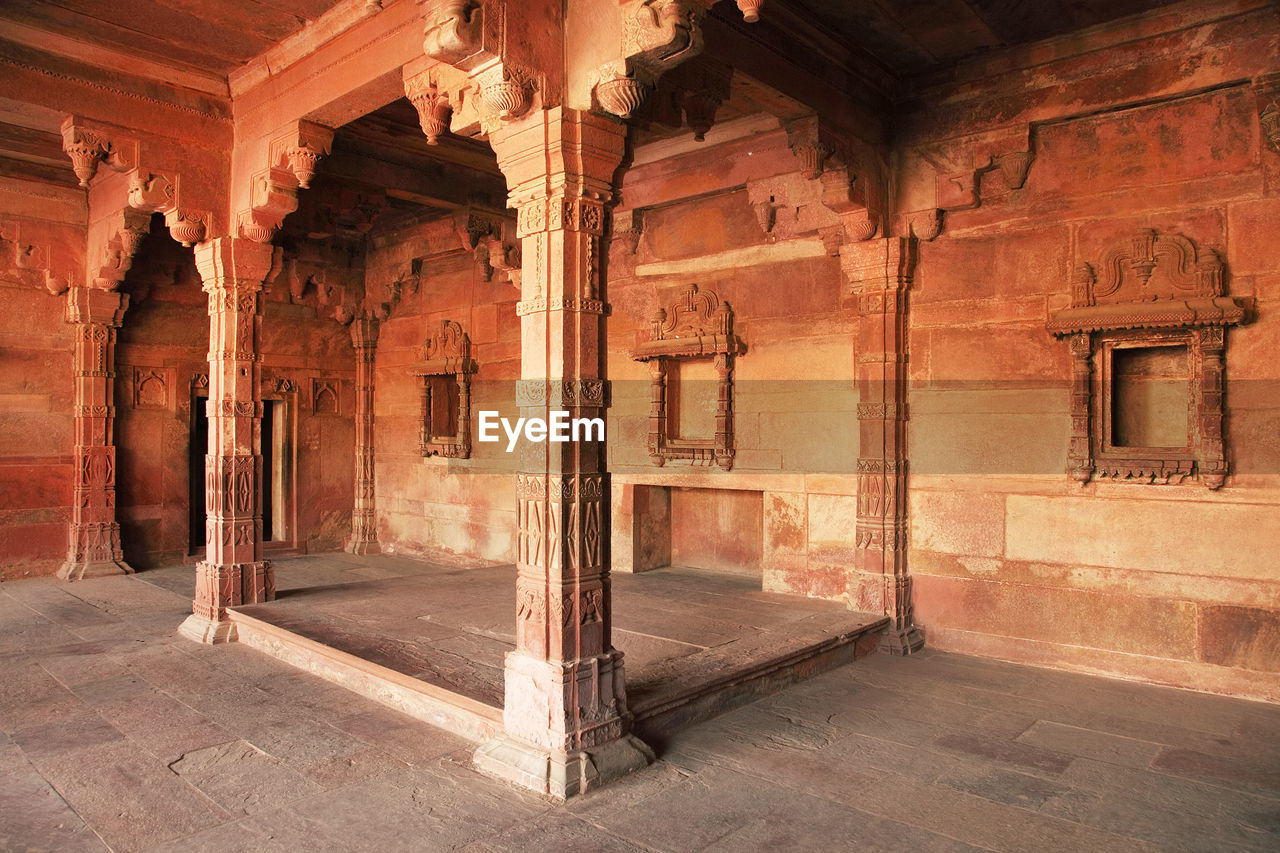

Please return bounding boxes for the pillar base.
[58,558,133,581]
[879,624,925,655]
[474,733,654,800]
[345,537,381,556]
[178,613,238,645]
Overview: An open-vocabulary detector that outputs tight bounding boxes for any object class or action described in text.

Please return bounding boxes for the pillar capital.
[194,237,278,289]
[65,286,129,327]
[488,108,626,213]
[839,235,915,294]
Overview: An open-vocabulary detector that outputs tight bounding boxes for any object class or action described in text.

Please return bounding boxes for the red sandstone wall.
[608,124,863,599]
[0,212,82,579]
[367,218,521,564]
[904,7,1280,701]
[113,220,356,569]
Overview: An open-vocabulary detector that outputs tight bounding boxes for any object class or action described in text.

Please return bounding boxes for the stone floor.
[1,562,1277,852]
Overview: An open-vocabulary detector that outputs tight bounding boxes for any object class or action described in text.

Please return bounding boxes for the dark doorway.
[189,394,207,553]
[261,399,275,541]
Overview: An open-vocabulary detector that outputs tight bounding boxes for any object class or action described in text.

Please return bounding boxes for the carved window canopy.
[1048,230,1251,490]
[411,320,475,459]
[631,284,745,470]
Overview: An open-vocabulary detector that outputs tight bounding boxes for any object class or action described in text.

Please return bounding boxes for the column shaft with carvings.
[475,108,651,798]
[60,288,132,580]
[842,237,923,654]
[346,316,380,554]
[180,238,275,644]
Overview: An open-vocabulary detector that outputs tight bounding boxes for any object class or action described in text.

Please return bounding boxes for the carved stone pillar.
[346,315,380,555]
[59,287,132,580]
[474,108,650,798]
[841,237,923,654]
[179,238,275,644]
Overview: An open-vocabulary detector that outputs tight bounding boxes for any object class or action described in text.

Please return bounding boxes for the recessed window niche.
[1047,229,1249,489]
[1108,343,1190,450]
[631,284,745,470]
[411,319,475,459]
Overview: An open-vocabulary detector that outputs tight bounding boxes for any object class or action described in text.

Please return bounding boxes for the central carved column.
[60,287,132,580]
[474,108,650,798]
[180,238,275,644]
[346,315,380,555]
[842,237,924,654]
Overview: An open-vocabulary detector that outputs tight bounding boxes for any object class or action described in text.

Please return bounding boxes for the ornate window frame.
[631,284,745,470]
[1047,230,1248,489]
[411,319,475,459]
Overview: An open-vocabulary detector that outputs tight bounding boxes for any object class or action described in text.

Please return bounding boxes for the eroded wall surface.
[367,217,521,564]
[0,211,82,579]
[607,122,864,600]
[904,8,1280,700]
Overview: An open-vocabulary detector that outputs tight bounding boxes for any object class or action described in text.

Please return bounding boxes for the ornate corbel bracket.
[452,207,518,282]
[422,0,491,71]
[406,76,455,145]
[785,116,837,180]
[595,0,713,121]
[820,165,880,243]
[60,117,138,188]
[736,0,764,22]
[92,208,152,290]
[235,122,333,244]
[0,218,75,295]
[901,126,1034,239]
[126,172,209,247]
[270,121,334,191]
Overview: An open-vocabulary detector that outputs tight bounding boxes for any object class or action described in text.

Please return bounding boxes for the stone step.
[226,608,502,743]
[227,602,887,753]
[630,617,888,750]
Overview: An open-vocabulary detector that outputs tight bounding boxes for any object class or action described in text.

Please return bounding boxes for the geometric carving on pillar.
[839,237,923,655]
[179,238,277,644]
[59,287,133,581]
[474,107,653,799]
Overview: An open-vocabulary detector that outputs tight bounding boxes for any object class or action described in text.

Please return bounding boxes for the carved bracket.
[62,116,211,248]
[0,217,76,295]
[898,126,1034,240]
[406,76,455,145]
[238,121,334,244]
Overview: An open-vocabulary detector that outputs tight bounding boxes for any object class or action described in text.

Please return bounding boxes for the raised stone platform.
[180,554,889,748]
